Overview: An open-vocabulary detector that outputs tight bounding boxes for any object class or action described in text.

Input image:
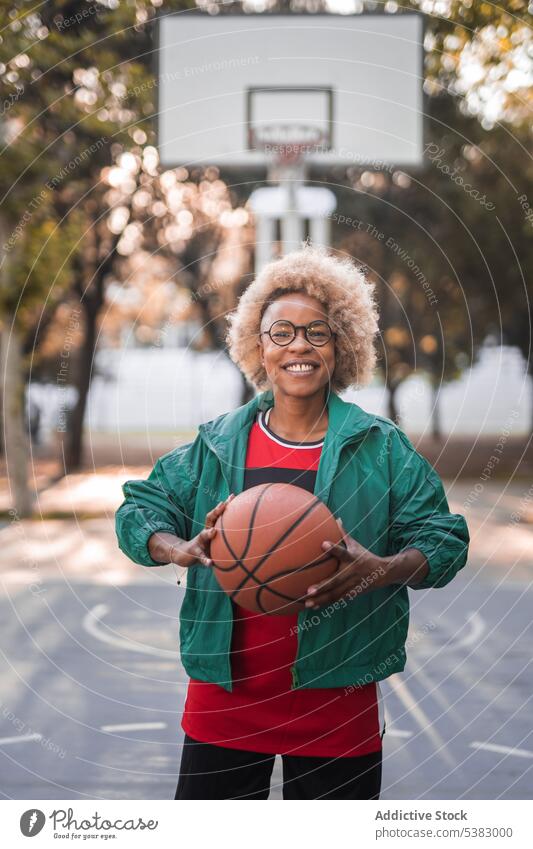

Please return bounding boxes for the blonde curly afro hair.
[226,244,379,392]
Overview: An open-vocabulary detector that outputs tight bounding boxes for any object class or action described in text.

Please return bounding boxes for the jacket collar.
[199,388,380,450]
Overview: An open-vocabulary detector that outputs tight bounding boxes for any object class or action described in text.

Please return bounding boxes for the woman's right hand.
[171,493,235,568]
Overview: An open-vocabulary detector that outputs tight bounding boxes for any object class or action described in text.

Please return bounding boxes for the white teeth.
[285,363,315,372]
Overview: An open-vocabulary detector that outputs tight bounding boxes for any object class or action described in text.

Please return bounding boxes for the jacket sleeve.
[387,429,470,589]
[115,441,197,567]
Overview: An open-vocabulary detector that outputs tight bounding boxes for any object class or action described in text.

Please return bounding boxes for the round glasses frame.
[260,319,336,347]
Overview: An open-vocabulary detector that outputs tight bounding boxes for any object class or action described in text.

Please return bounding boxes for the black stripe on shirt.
[243,466,317,494]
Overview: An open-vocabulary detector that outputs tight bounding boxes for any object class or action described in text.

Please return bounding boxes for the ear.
[257,337,264,365]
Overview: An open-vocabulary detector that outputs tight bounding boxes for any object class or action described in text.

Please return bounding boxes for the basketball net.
[250,124,326,184]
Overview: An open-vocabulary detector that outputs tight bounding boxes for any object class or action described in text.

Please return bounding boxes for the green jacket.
[115,389,469,692]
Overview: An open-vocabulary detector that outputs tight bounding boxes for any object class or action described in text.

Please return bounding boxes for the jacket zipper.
[291,430,370,690]
[202,422,373,692]
[198,428,235,691]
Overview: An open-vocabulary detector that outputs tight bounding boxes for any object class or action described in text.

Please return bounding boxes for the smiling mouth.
[282,363,319,374]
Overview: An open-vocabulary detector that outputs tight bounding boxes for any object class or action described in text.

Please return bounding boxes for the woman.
[115,245,469,800]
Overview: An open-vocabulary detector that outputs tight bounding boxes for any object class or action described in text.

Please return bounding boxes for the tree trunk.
[387,381,400,425]
[239,370,256,406]
[64,297,97,472]
[431,379,442,440]
[1,322,33,516]
[0,365,3,456]
[530,366,533,437]
[64,227,119,472]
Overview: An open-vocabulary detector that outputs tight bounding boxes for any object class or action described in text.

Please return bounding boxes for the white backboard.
[156,12,424,170]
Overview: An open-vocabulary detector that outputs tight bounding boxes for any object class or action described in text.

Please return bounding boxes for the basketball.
[210,482,343,615]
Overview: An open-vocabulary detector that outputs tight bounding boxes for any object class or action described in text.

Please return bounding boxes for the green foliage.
[1,0,531,400]
[325,1,533,396]
[1,209,85,327]
[0,0,191,333]
[418,0,532,130]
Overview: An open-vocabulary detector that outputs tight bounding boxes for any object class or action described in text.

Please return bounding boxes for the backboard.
[156,12,424,172]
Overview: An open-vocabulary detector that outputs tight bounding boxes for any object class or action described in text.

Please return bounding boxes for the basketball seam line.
[255,553,340,612]
[230,495,323,596]
[219,482,277,569]
[219,496,326,604]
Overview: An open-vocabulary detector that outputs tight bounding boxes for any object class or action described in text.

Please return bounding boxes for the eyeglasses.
[260,319,335,347]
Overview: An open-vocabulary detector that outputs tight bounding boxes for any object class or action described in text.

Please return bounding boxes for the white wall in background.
[431,345,531,437]
[345,345,531,437]
[87,348,243,432]
[31,344,532,439]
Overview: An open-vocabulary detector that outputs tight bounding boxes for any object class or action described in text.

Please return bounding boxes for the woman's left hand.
[305,519,390,609]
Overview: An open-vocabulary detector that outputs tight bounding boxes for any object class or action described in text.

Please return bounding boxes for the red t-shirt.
[181,408,384,757]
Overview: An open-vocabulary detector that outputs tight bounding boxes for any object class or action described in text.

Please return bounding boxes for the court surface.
[0,481,532,800]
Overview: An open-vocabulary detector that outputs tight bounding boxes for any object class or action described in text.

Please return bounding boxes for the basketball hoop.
[249,124,327,167]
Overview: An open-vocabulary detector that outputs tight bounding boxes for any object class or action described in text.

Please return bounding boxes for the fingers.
[321,539,350,560]
[193,495,237,567]
[304,557,355,607]
[204,503,223,528]
[196,527,216,565]
[306,568,351,602]
[194,549,213,567]
[305,578,353,608]
[305,589,347,609]
[204,493,235,528]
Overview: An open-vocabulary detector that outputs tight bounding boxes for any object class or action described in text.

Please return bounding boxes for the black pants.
[175,734,382,800]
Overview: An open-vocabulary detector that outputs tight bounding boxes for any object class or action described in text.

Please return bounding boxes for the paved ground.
[2,431,532,508]
[0,480,532,800]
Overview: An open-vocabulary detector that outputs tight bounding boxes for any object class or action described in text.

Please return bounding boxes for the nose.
[287,327,312,350]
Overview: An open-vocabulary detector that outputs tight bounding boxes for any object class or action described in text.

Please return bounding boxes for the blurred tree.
[408,1,532,432]
[34,0,170,471]
[6,0,253,472]
[98,156,253,379]
[0,205,83,514]
[1,0,531,508]
[136,162,254,399]
[418,0,532,131]
[333,99,531,434]
[0,3,89,512]
[324,1,532,434]
[0,0,196,476]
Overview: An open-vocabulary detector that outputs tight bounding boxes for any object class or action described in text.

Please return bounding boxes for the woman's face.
[258,293,336,399]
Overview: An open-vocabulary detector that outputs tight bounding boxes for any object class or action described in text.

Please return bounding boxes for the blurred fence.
[26,342,531,443]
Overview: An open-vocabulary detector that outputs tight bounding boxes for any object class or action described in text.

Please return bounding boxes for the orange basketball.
[210,482,343,615]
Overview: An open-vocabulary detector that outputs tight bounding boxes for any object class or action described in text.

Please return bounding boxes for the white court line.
[444,611,486,651]
[83,604,179,658]
[387,674,456,768]
[386,729,413,738]
[0,733,42,745]
[470,741,533,759]
[454,611,485,650]
[383,708,413,738]
[409,613,485,659]
[100,722,167,733]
